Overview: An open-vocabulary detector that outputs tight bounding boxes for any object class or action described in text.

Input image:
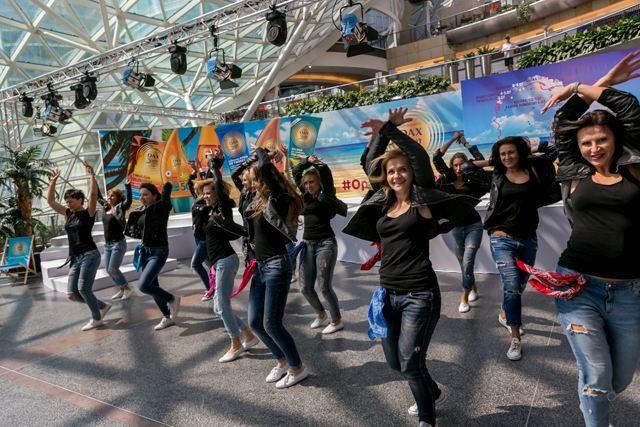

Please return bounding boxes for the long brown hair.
[369,149,412,201]
[198,179,236,208]
[249,164,303,227]
[104,188,125,211]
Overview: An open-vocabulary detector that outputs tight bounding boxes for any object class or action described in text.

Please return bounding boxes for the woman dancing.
[482,135,560,360]
[98,182,133,301]
[47,162,111,331]
[188,170,214,299]
[292,155,347,334]
[246,147,307,389]
[344,108,478,426]
[541,51,640,427]
[200,152,258,362]
[125,182,180,330]
[433,132,489,313]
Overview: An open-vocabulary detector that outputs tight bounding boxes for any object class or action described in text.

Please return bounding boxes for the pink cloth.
[515,258,587,301]
[361,242,381,271]
[232,259,257,298]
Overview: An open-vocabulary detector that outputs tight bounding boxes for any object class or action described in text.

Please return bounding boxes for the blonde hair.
[302,167,322,191]
[369,149,412,200]
[249,164,304,228]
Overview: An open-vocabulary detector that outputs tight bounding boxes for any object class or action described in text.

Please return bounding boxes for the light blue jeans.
[67,249,105,320]
[451,222,483,291]
[104,239,128,287]
[556,266,640,427]
[213,253,245,338]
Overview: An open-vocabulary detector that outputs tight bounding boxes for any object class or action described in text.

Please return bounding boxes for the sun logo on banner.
[292,123,317,149]
[222,132,244,156]
[11,242,27,256]
[399,107,445,152]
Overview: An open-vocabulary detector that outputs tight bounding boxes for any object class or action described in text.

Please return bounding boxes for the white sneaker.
[458,303,470,313]
[81,319,104,331]
[408,384,446,416]
[169,296,181,320]
[468,289,478,301]
[276,367,309,389]
[219,348,244,363]
[154,317,175,330]
[266,364,289,383]
[497,313,525,335]
[310,316,329,329]
[321,322,344,334]
[507,338,522,361]
[120,289,132,300]
[111,289,124,300]
[100,303,112,321]
[242,337,259,351]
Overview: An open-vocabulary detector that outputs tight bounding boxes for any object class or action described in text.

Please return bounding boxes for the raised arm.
[313,160,336,196]
[256,147,288,197]
[47,170,67,215]
[291,157,310,190]
[187,171,198,199]
[160,182,173,210]
[361,120,390,178]
[122,182,133,211]
[212,156,233,217]
[85,163,98,217]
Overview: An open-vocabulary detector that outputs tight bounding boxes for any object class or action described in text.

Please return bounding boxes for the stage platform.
[1,261,638,426]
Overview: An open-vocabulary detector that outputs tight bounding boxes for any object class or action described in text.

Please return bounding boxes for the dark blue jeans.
[138,246,174,317]
[382,287,441,425]
[191,238,210,290]
[67,249,105,320]
[248,254,302,369]
[489,234,537,327]
[451,222,483,291]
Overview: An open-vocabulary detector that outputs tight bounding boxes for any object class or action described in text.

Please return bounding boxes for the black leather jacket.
[433,145,490,198]
[553,88,640,224]
[343,121,479,243]
[291,158,348,217]
[125,182,172,247]
[245,148,298,243]
[475,142,560,228]
[209,159,246,239]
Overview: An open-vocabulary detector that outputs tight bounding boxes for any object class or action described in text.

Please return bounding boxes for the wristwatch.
[572,82,581,95]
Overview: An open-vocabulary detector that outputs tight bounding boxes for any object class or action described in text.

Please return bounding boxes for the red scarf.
[515,258,586,300]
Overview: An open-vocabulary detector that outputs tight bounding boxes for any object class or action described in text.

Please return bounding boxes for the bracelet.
[572,81,581,95]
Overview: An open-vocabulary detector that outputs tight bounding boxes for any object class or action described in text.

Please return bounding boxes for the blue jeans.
[104,239,128,287]
[489,234,537,327]
[67,249,105,320]
[248,254,302,368]
[191,238,210,290]
[382,288,441,425]
[556,266,640,427]
[138,246,174,317]
[213,253,245,338]
[451,222,483,291]
[300,237,341,321]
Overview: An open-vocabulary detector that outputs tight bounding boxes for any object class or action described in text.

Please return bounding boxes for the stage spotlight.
[81,73,98,101]
[339,2,380,57]
[207,50,242,89]
[122,60,155,91]
[266,6,287,46]
[169,42,188,75]
[44,105,72,123]
[70,83,90,109]
[20,94,34,118]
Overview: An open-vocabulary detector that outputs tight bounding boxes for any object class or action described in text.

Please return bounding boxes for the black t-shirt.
[103,212,125,243]
[192,198,212,241]
[302,196,335,240]
[485,177,539,240]
[251,213,289,261]
[65,209,98,256]
[376,207,437,292]
[204,217,237,265]
[137,211,146,237]
[443,182,482,226]
[559,176,640,279]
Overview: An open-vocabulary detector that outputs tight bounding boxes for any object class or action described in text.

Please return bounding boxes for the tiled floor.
[1,262,638,426]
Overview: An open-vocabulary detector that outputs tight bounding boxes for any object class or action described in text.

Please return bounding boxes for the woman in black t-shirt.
[47,162,111,331]
[433,132,489,313]
[344,108,478,426]
[543,52,640,427]
[187,170,214,299]
[291,156,348,335]
[98,182,132,301]
[482,136,559,361]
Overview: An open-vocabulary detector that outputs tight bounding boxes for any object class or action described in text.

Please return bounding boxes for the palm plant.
[0,145,53,236]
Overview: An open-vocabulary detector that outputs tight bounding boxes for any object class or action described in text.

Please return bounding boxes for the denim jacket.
[343,121,479,243]
[552,88,640,224]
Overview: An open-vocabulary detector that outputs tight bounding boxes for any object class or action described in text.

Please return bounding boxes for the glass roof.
[0,0,345,213]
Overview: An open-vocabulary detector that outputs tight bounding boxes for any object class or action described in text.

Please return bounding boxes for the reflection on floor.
[1,261,638,426]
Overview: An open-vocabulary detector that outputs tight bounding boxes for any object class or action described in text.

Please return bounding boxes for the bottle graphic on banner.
[129,135,166,190]
[256,118,287,173]
[196,125,221,173]
[161,129,194,212]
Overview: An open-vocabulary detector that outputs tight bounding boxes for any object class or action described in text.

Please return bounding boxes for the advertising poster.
[288,116,323,168]
[215,122,250,173]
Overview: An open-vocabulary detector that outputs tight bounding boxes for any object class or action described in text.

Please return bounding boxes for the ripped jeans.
[300,237,341,321]
[451,222,483,291]
[555,266,640,427]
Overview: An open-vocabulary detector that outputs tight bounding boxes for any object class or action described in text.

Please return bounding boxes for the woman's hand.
[308,155,320,164]
[388,107,411,126]
[51,169,61,181]
[597,50,640,87]
[361,119,384,137]
[540,84,575,114]
[82,161,94,175]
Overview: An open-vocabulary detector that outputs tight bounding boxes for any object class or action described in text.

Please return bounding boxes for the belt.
[258,253,289,263]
